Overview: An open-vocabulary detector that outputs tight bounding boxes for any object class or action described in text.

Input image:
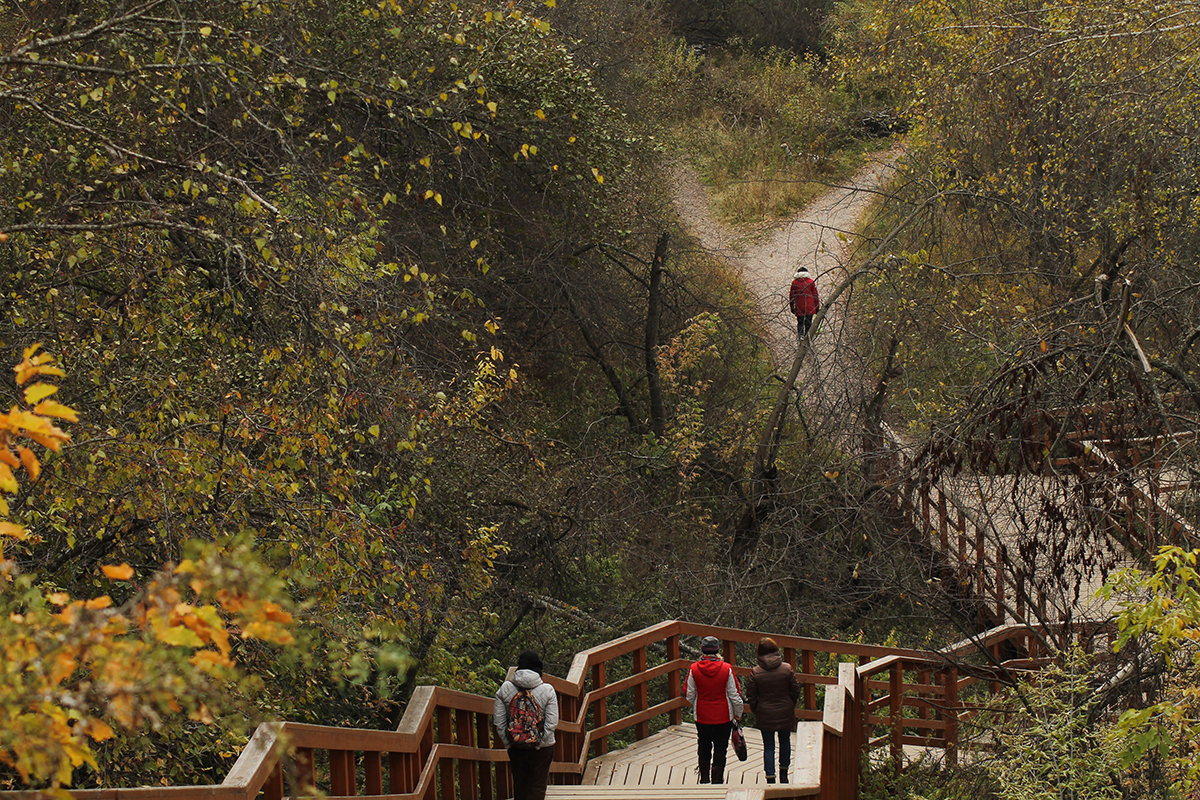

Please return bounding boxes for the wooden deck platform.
[563,724,820,791]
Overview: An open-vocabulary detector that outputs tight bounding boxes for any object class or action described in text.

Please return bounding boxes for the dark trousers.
[696,721,733,783]
[796,315,813,337]
[760,728,791,777]
[508,746,555,800]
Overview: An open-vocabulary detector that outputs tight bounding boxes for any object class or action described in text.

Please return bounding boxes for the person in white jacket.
[493,651,560,800]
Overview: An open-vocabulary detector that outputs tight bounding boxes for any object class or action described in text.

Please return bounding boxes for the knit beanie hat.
[517,651,544,675]
[700,636,720,654]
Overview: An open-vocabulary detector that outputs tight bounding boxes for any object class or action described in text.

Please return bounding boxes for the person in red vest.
[685,636,744,784]
[789,266,820,338]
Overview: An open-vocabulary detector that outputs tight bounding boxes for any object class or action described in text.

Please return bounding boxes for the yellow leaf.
[243,620,295,644]
[0,461,18,493]
[158,623,204,648]
[0,521,27,540]
[199,25,212,36]
[101,563,134,581]
[534,109,546,120]
[34,399,79,422]
[47,591,69,605]
[0,449,17,469]
[591,167,604,184]
[23,382,58,404]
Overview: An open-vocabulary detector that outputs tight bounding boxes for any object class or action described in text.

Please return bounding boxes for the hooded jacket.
[745,652,801,732]
[789,273,819,316]
[685,656,744,725]
[493,668,560,749]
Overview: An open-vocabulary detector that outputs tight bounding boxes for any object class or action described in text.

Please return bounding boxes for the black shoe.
[766,776,776,784]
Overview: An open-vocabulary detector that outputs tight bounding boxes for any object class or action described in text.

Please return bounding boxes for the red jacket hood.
[693,656,730,677]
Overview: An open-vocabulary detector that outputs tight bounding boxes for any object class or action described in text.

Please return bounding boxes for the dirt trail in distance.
[671,154,898,367]
[670,153,899,445]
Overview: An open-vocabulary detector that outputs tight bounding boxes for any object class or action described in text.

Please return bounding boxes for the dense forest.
[2,0,1199,796]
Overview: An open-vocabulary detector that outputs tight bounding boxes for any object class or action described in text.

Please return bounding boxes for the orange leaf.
[102,563,134,581]
[16,447,39,481]
[86,719,115,742]
[33,399,79,423]
[85,596,113,610]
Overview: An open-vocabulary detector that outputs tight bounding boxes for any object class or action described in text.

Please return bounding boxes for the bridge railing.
[4,619,1107,800]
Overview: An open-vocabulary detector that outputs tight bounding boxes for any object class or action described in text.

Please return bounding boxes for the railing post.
[1016,570,1026,620]
[364,751,383,795]
[994,552,1006,621]
[667,634,683,725]
[456,708,478,799]
[633,646,649,740]
[330,750,356,796]
[957,507,967,563]
[263,760,284,800]
[294,748,315,797]
[388,751,409,794]
[938,489,949,551]
[943,666,959,767]
[477,712,495,800]
[592,662,608,756]
[889,662,902,773]
[803,650,816,712]
[437,706,454,800]
[975,522,985,596]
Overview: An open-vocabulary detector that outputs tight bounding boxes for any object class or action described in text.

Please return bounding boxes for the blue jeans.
[761,729,791,777]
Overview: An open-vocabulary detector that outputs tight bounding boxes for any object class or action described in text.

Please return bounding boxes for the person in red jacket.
[685,636,744,784]
[789,266,820,338]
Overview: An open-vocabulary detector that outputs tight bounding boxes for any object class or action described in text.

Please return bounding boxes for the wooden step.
[548,788,728,798]
[546,787,817,799]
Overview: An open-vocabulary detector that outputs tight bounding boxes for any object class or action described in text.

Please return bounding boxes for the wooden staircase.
[0,620,1112,800]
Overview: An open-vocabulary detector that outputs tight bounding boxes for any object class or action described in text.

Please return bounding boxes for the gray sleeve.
[493,683,510,746]
[541,687,560,744]
[685,668,697,706]
[726,671,744,720]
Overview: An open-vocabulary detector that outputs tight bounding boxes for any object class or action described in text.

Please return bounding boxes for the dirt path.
[671,154,898,367]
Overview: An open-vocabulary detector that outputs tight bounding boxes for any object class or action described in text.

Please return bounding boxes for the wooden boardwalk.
[567,724,819,788]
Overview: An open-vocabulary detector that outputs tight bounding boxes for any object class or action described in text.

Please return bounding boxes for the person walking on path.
[493,651,560,800]
[685,635,744,784]
[789,266,820,338]
[745,637,801,783]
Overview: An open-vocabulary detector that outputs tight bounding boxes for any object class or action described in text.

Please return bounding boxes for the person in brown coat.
[744,637,801,783]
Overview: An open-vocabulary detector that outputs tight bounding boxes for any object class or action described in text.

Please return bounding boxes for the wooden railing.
[6,619,1107,800]
[796,619,1114,799]
[887,421,1196,631]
